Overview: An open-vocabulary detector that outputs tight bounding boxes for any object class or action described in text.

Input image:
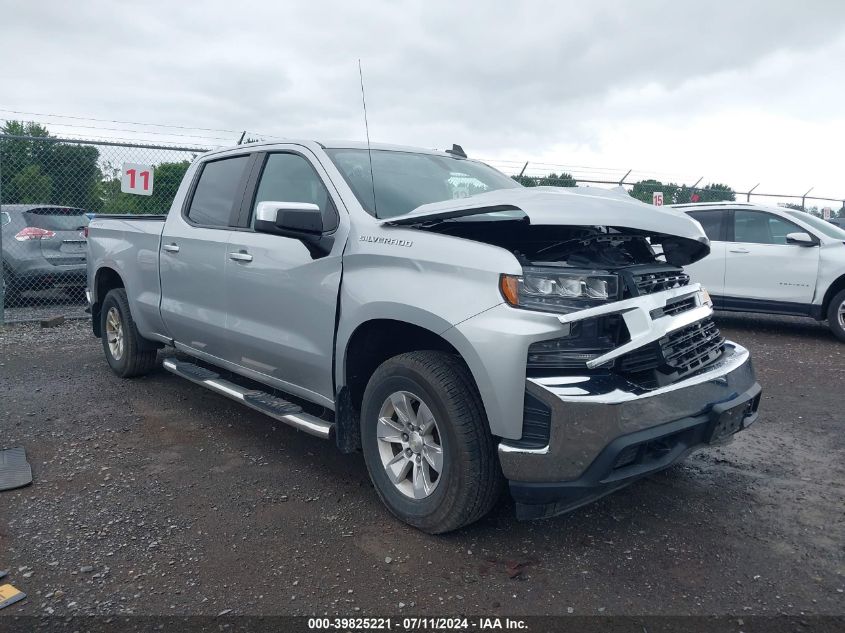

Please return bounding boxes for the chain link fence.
[2,130,843,325]
[0,134,209,323]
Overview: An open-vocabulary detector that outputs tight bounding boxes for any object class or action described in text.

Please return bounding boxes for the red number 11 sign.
[121,163,155,196]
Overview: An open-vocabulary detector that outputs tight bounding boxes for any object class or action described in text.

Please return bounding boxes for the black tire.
[827,289,845,343]
[360,351,503,534]
[100,288,158,377]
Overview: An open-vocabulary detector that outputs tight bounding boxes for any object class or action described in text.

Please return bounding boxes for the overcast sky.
[2,0,845,203]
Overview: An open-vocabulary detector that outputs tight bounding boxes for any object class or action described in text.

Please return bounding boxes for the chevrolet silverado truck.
[86,141,762,533]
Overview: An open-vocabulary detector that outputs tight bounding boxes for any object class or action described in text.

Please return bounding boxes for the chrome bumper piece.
[498,341,757,482]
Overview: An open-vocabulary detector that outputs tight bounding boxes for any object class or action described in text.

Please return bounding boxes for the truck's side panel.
[87,218,168,340]
[335,221,525,436]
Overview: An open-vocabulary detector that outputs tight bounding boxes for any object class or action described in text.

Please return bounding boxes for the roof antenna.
[358,59,379,218]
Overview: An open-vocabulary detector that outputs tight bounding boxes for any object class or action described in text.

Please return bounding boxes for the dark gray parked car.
[1,204,89,304]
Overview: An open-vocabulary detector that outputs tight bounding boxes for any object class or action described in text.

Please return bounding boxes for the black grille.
[660,318,724,377]
[617,345,661,373]
[650,295,697,319]
[616,317,724,388]
[632,270,690,295]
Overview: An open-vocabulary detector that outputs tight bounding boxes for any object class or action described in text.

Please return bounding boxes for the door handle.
[162,243,180,253]
[729,248,750,254]
[228,251,253,262]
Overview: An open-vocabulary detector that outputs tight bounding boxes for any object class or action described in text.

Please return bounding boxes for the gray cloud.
[2,0,844,193]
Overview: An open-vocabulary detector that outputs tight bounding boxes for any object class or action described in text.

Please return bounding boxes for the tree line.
[512,172,737,204]
[1,121,841,217]
[0,121,192,214]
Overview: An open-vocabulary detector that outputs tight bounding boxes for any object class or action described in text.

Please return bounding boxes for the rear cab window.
[186,155,251,227]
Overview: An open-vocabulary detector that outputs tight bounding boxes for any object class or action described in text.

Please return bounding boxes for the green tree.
[11,164,53,203]
[1,120,102,210]
[538,172,576,187]
[698,183,735,202]
[98,160,191,214]
[630,179,678,204]
[511,175,536,187]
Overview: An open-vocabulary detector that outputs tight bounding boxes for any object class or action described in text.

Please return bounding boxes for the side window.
[733,210,803,245]
[186,156,250,227]
[687,210,724,241]
[252,153,339,232]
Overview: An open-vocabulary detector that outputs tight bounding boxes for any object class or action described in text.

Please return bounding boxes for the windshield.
[326,149,520,219]
[784,210,845,240]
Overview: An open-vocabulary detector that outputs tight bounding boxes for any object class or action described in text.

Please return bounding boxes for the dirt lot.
[0,312,843,617]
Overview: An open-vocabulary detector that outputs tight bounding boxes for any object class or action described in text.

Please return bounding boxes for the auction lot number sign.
[121,163,155,196]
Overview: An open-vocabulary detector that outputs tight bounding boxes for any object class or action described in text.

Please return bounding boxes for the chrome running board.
[162,358,333,439]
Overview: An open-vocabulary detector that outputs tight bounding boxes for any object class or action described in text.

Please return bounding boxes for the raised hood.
[382,186,710,265]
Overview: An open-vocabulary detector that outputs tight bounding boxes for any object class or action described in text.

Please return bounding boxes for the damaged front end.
[385,186,760,520]
[385,186,721,392]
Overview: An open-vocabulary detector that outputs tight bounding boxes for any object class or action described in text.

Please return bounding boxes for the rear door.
[724,209,819,304]
[681,209,728,298]
[159,153,254,360]
[223,149,346,405]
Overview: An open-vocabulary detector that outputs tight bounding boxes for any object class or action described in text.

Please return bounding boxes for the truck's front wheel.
[360,351,503,533]
[100,288,158,377]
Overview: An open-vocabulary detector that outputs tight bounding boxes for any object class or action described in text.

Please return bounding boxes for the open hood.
[382,186,710,265]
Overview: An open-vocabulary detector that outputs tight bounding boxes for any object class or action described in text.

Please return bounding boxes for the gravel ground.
[0,313,843,617]
[2,295,88,324]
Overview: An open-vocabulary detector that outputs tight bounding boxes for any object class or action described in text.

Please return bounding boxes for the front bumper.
[499,341,761,519]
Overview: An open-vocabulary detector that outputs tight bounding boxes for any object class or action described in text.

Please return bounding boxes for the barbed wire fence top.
[1,127,843,324]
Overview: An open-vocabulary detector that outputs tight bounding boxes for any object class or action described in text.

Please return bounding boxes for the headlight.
[500,267,621,314]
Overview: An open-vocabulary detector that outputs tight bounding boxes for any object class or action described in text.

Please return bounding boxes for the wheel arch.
[334,311,495,453]
[821,274,845,318]
[91,266,126,337]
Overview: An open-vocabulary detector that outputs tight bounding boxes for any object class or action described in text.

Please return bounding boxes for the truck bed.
[87,214,168,339]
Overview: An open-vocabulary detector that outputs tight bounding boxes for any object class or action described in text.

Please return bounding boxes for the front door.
[723,209,819,304]
[159,154,252,360]
[224,150,346,406]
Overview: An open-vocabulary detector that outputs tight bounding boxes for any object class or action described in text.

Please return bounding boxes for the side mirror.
[255,201,323,236]
[785,231,817,246]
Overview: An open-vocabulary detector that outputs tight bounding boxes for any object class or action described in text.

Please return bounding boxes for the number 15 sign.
[121,163,154,196]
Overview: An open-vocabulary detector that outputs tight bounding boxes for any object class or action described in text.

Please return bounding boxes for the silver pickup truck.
[87,140,761,533]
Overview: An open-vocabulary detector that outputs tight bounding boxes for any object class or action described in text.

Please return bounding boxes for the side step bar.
[162,359,334,439]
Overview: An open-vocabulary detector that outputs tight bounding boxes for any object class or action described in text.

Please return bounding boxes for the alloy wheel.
[376,391,444,499]
[105,306,125,361]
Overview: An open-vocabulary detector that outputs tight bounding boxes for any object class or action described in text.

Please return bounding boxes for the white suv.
[670,202,845,341]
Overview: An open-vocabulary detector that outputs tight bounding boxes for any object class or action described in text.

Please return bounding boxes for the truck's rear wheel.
[828,289,845,342]
[360,351,502,533]
[100,288,158,377]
